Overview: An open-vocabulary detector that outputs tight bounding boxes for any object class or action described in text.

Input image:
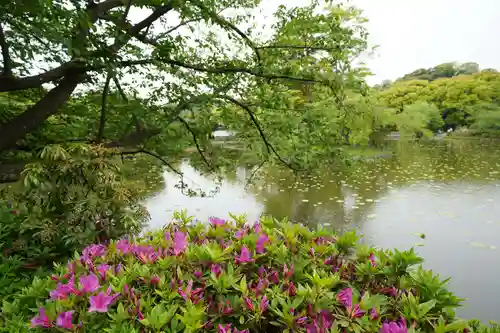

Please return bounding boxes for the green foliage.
[2,212,497,332]
[0,144,149,264]
[375,71,500,132]
[0,0,371,175]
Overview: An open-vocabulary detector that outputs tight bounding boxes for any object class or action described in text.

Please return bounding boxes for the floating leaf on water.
[414,242,425,247]
[413,232,426,239]
[469,242,496,249]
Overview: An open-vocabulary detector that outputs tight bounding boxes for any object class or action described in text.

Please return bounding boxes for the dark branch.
[192,1,261,64]
[220,95,301,171]
[165,18,200,35]
[0,60,86,92]
[120,149,183,178]
[122,0,133,24]
[0,23,12,76]
[105,1,174,52]
[97,72,112,143]
[177,116,213,171]
[113,58,322,84]
[256,45,336,52]
[113,77,128,101]
[244,159,267,189]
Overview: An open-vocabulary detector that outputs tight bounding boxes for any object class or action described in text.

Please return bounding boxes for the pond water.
[145,139,500,321]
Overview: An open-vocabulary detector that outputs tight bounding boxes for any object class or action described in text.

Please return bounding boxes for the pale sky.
[260,0,500,84]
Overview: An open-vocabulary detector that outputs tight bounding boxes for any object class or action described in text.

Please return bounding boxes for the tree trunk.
[0,72,84,152]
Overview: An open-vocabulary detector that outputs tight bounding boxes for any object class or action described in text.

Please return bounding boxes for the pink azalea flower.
[296,316,308,326]
[211,263,222,277]
[209,217,225,226]
[50,276,77,299]
[259,295,269,313]
[56,311,74,329]
[253,222,262,233]
[256,233,269,254]
[235,229,246,239]
[31,308,51,328]
[150,275,160,286]
[218,323,232,333]
[370,307,379,320]
[82,244,106,262]
[88,287,120,313]
[336,288,365,318]
[116,239,132,254]
[269,271,279,284]
[235,246,253,264]
[369,253,376,267]
[306,311,333,333]
[194,270,203,279]
[243,297,254,311]
[283,264,294,279]
[178,280,193,301]
[173,231,188,255]
[79,273,100,293]
[380,318,408,333]
[97,264,111,279]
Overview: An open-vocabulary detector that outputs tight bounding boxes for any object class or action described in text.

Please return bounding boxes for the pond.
[145,139,500,322]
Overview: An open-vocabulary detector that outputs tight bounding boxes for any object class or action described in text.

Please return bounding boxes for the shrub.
[0,144,149,265]
[3,212,494,333]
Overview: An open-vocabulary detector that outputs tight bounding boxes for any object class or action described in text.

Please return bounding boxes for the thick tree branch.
[0,23,12,76]
[0,71,85,151]
[104,1,174,53]
[0,60,86,92]
[220,95,301,171]
[177,116,213,171]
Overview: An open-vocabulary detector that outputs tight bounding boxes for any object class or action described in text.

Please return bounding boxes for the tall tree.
[0,0,369,162]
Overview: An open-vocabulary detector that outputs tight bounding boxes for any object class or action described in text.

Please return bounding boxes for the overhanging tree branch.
[177,116,213,171]
[112,58,322,84]
[191,0,261,65]
[256,45,337,52]
[120,149,183,178]
[220,95,301,171]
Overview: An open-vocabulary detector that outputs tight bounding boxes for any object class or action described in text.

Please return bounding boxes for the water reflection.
[144,140,500,321]
[146,163,264,230]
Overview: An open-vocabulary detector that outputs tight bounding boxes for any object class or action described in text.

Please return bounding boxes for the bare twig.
[244,159,267,189]
[220,95,301,171]
[165,18,200,35]
[121,149,183,177]
[177,116,213,171]
[192,1,261,64]
[256,45,337,52]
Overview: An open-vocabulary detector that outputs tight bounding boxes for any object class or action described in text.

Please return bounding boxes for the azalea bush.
[1,212,496,333]
[0,144,149,265]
